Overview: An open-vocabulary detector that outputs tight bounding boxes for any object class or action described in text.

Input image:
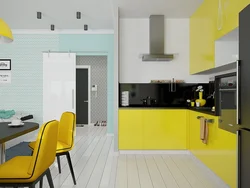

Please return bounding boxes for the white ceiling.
[116,0,204,18]
[0,0,114,30]
[0,0,204,30]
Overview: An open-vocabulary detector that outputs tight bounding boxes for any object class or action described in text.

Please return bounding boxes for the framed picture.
[0,59,11,70]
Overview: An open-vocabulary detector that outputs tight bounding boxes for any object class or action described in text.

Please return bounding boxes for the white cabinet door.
[43,53,76,122]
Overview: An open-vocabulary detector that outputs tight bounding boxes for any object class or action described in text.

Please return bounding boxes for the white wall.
[119,18,209,83]
[214,27,238,68]
[210,27,238,80]
[113,6,119,151]
[215,41,238,67]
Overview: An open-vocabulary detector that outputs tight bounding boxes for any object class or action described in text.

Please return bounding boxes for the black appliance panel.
[240,4,250,130]
[238,5,250,188]
[238,129,250,188]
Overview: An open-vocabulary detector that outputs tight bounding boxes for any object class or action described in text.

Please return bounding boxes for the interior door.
[43,53,76,122]
[76,69,89,124]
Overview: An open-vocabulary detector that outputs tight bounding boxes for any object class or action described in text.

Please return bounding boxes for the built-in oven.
[215,72,239,134]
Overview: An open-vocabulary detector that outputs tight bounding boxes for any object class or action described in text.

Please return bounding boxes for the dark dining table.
[0,122,39,164]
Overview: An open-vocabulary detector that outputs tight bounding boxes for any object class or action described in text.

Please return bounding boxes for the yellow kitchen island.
[118,108,237,187]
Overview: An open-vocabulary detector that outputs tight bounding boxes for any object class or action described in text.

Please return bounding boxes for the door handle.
[72,89,74,109]
[84,100,88,103]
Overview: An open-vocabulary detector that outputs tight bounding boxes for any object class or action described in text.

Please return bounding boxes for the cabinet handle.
[237,60,241,124]
[219,88,236,91]
[72,89,74,109]
[217,0,223,30]
[206,119,214,123]
[197,116,204,119]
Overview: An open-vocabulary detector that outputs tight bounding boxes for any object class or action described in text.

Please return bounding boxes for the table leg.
[0,143,5,164]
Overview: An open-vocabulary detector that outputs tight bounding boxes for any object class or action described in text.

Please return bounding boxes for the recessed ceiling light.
[51,24,55,31]
[37,12,42,19]
[76,12,81,19]
[84,24,88,31]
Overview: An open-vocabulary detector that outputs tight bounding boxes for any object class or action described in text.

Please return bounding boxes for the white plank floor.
[37,126,226,188]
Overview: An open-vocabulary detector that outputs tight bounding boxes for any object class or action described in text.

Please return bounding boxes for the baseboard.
[76,124,93,127]
[189,152,229,188]
[76,124,85,127]
[119,150,190,155]
[107,133,114,137]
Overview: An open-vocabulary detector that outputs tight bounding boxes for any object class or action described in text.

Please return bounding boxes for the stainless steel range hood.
[142,15,174,61]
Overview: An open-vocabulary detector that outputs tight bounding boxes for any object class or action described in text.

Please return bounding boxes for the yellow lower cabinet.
[143,110,187,150]
[119,109,187,150]
[189,111,237,188]
[118,109,143,149]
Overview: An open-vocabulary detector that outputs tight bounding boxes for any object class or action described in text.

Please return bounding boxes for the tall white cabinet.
[43,53,76,122]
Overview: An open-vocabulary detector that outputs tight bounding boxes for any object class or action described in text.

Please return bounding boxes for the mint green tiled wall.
[0,35,59,124]
[0,34,114,133]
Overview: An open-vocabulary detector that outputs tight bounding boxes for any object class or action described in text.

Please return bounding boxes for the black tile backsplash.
[119,83,214,107]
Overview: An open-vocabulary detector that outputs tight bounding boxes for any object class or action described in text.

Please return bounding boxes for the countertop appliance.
[237,4,250,188]
[141,96,157,106]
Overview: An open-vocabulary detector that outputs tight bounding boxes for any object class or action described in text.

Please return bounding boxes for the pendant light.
[0,18,13,43]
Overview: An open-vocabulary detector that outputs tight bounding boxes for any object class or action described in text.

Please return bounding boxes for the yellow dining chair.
[0,120,59,188]
[29,112,76,185]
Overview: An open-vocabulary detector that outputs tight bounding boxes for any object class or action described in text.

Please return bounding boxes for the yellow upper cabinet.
[190,0,217,74]
[215,0,250,39]
[190,0,250,74]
